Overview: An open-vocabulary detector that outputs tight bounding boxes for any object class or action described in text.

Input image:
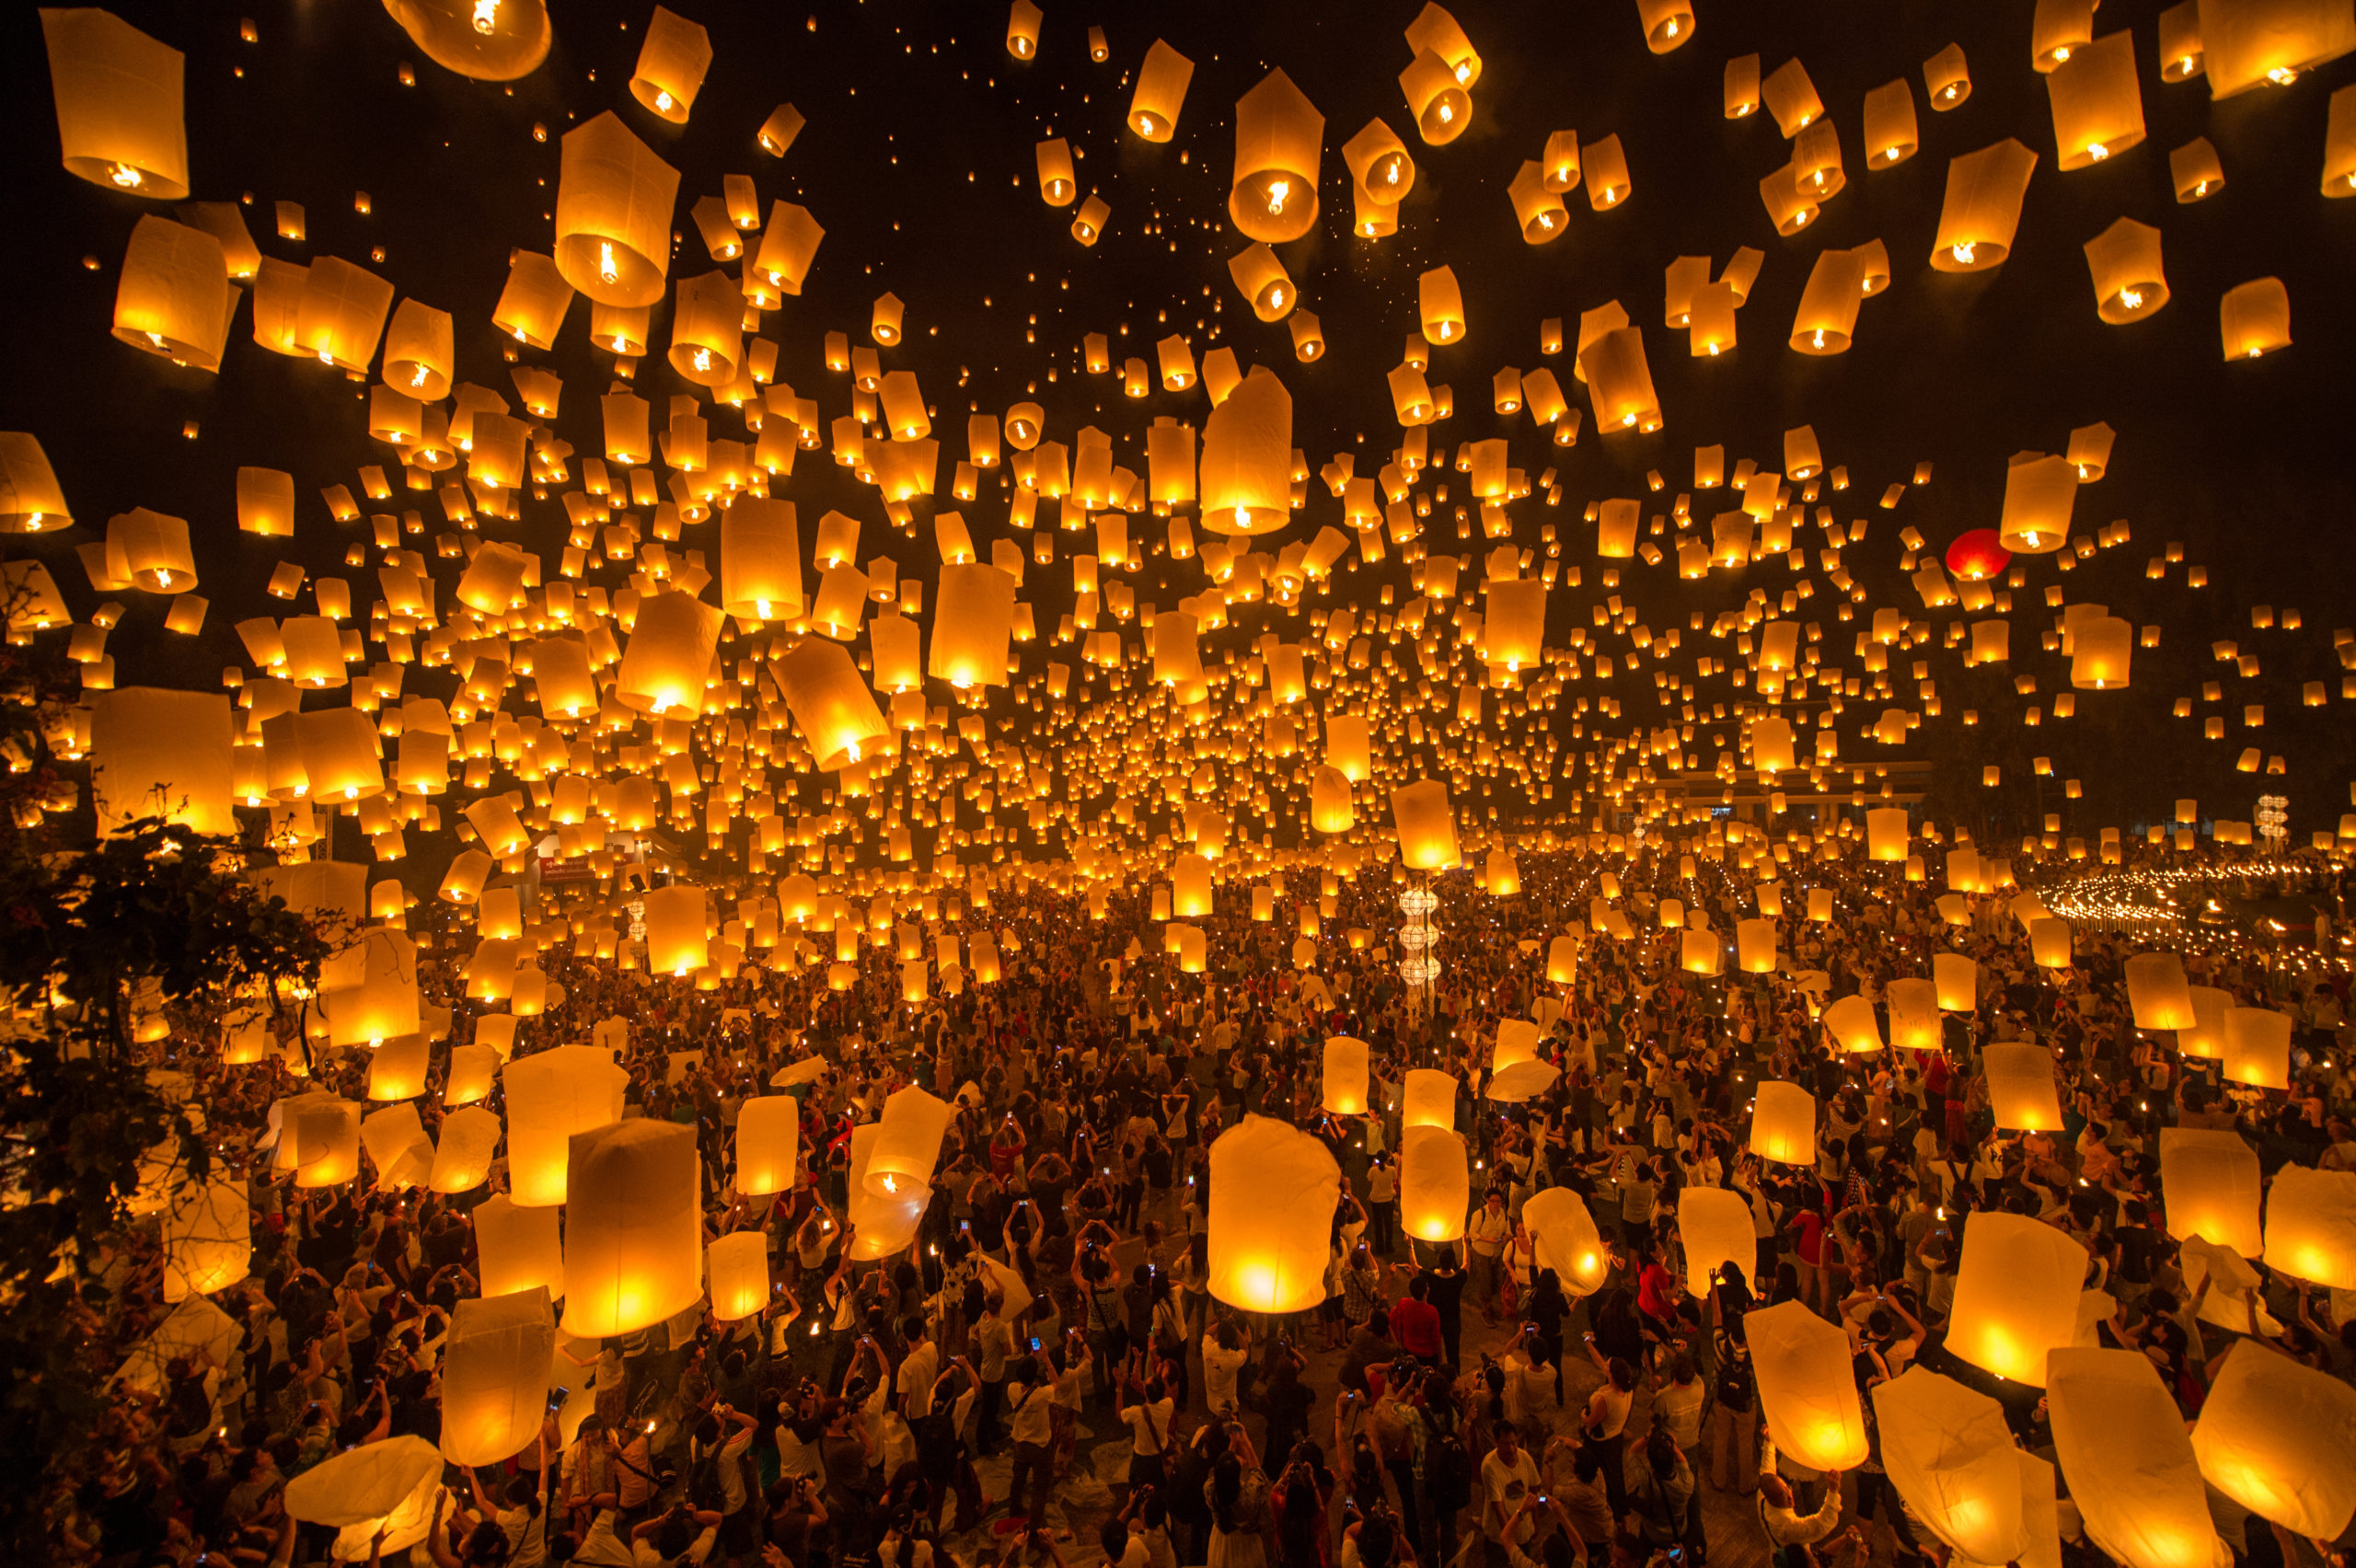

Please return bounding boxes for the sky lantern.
[561,1121,702,1339]
[2050,1349,2229,1568]
[1949,1212,2086,1386]
[1400,1126,1469,1241]
[1750,1301,1870,1470]
[40,8,188,199]
[1207,1114,1340,1313]
[1230,69,1322,243]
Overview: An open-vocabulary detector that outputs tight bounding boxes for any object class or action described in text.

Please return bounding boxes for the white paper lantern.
[1678,1184,1756,1297]
[560,1120,702,1338]
[1207,1114,1341,1313]
[2159,1129,2262,1257]
[1949,1212,2087,1386]
[2048,1348,2229,1568]
[472,1193,565,1301]
[439,1287,555,1467]
[2262,1166,2356,1289]
[1323,1035,1370,1113]
[1402,1066,1458,1129]
[707,1230,772,1321]
[2189,1343,2356,1540]
[1750,1299,1870,1470]
[1875,1367,2027,1565]
[1399,1124,1469,1241]
[1523,1185,1612,1296]
[1749,1080,1817,1165]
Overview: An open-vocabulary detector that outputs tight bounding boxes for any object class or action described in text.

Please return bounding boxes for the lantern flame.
[1951,241,1976,263]
[110,162,142,189]
[654,89,674,110]
[472,0,498,32]
[599,242,618,284]
[1266,180,1290,215]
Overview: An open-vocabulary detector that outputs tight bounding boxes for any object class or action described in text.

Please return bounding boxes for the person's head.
[1493,1418,1520,1458]
[1645,1425,1679,1477]
[1669,1350,1696,1387]
[1608,1357,1636,1392]
[903,1312,928,1345]
[1760,1471,1795,1508]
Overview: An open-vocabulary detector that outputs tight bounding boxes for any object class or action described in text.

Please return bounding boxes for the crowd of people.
[50,839,2356,1568]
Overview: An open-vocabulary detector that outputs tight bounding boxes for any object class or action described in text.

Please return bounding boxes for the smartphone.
[959,1220,970,1233]
[1029,1336,1043,1352]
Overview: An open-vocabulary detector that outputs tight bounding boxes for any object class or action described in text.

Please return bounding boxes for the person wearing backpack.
[687,1402,757,1566]
[1624,1424,1697,1560]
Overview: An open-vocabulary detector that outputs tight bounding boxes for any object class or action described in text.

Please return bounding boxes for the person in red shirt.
[1391,1273,1445,1363]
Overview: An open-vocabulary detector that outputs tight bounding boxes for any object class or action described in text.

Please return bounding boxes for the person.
[1204,1318,1253,1419]
[1574,1337,1636,1520]
[1117,1368,1177,1497]
[1479,1419,1541,1565]
[1391,1274,1445,1365]
[1756,1468,1844,1552]
[1207,1428,1272,1568]
[1623,1425,1695,1554]
[1708,1304,1761,1497]
[1004,1354,1058,1528]
[1467,1193,1514,1325]
[1649,1352,1705,1459]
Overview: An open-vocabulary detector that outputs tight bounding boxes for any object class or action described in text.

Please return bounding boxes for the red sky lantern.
[1945,528,2012,581]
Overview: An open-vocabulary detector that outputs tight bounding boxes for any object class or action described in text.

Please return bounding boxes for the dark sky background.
[6,0,2356,854]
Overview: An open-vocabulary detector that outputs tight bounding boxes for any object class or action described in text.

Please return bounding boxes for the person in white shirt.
[1201,1318,1251,1417]
[1466,1191,1514,1324]
[1480,1421,1542,1546]
[895,1315,940,1422]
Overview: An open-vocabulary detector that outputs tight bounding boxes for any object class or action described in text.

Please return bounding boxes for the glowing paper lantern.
[2223,1006,2291,1088]
[1400,1125,1469,1241]
[1866,807,1910,860]
[1750,1300,1870,1470]
[775,637,889,770]
[2191,1345,2356,1539]
[2125,952,2196,1029]
[1985,1043,2064,1132]
[1317,1034,1370,1114]
[385,0,551,80]
[1874,1368,2027,1566]
[1949,1212,2087,1387]
[2202,0,2356,98]
[1678,1185,1756,1297]
[706,1231,770,1321]
[285,1092,363,1188]
[1494,1019,1542,1072]
[1548,934,1582,982]
[866,1086,955,1197]
[1128,40,1194,140]
[2048,32,2145,168]
[428,1106,501,1193]
[1392,779,1459,869]
[1934,952,1978,1010]
[1524,1186,1611,1296]
[502,1044,627,1207]
[2220,277,2292,359]
[2029,917,2073,968]
[161,1177,249,1301]
[845,1119,929,1258]
[1230,69,1323,243]
[283,1435,444,1539]
[2048,1348,2227,1568]
[90,686,236,836]
[629,5,710,121]
[616,591,722,717]
[439,1287,554,1467]
[560,1120,702,1338]
[733,1096,801,1196]
[1887,978,1941,1052]
[1749,1080,1816,1165]
[2262,1167,2356,1289]
[40,8,188,198]
[1931,139,2038,271]
[1207,1114,1340,1312]
[1402,1067,1458,1129]
[2159,1129,2262,1257]
[1822,994,1884,1054]
[473,1194,564,1301]
[1198,366,1293,534]
[1735,917,1776,973]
